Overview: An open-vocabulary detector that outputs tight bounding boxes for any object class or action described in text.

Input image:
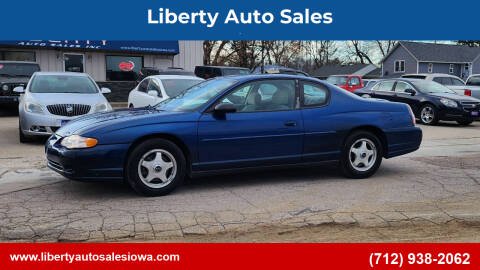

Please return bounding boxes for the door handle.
[284,121,297,127]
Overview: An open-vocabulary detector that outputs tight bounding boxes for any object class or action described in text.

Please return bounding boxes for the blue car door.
[196,79,304,171]
[299,80,340,162]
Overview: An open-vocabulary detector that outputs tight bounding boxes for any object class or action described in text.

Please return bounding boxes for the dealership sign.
[0,40,179,54]
[119,61,135,72]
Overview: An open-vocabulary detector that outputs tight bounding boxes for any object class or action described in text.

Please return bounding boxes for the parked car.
[362,79,378,89]
[465,75,480,99]
[325,75,364,93]
[252,65,309,76]
[136,67,195,84]
[46,74,422,196]
[17,72,112,142]
[194,66,250,79]
[0,61,40,106]
[401,73,479,98]
[355,78,480,125]
[128,75,204,108]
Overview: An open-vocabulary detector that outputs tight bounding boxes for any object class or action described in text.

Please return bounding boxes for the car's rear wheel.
[126,138,186,196]
[129,104,134,109]
[419,104,439,125]
[340,131,383,178]
[457,120,473,126]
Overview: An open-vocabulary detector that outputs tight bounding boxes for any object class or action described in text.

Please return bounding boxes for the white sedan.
[128,75,204,108]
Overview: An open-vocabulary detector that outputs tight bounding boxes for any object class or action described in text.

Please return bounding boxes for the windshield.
[155,77,238,111]
[0,63,39,77]
[161,79,204,97]
[222,69,250,76]
[467,76,480,86]
[411,80,456,94]
[30,75,98,94]
[326,76,348,85]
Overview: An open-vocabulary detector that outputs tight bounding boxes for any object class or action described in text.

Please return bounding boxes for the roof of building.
[388,41,480,63]
[311,63,372,78]
[363,67,382,78]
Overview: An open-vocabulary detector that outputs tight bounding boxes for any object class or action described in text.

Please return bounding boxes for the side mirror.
[147,90,158,97]
[405,88,416,96]
[101,87,111,94]
[13,86,25,93]
[214,103,236,114]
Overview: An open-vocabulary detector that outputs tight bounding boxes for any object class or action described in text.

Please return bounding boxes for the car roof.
[0,61,38,64]
[149,75,203,80]
[34,72,89,77]
[221,74,320,83]
[196,65,250,70]
[403,73,461,78]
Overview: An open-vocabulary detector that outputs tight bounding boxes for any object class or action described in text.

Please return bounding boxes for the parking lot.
[1,108,480,242]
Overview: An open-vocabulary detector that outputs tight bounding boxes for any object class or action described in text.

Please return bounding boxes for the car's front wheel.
[419,104,439,125]
[126,139,186,196]
[19,122,32,143]
[340,131,383,178]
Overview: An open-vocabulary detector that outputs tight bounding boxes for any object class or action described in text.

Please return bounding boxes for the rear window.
[0,63,39,77]
[161,79,204,97]
[326,76,348,85]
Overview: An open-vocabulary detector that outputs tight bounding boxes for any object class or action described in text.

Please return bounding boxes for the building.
[0,40,203,101]
[311,63,378,79]
[381,41,480,80]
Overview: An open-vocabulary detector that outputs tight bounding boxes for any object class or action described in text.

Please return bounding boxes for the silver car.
[16,72,112,142]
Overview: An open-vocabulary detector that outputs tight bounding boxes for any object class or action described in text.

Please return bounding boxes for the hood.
[0,76,30,84]
[55,108,189,137]
[29,93,107,106]
[430,92,480,102]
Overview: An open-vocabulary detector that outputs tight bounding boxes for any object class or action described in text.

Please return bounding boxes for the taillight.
[407,105,416,126]
[465,89,472,96]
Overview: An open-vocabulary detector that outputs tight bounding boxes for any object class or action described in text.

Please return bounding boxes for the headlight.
[61,135,98,149]
[24,102,44,114]
[440,98,458,108]
[93,102,111,113]
[2,84,8,91]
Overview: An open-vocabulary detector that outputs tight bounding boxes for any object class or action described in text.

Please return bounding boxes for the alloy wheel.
[349,138,377,172]
[420,106,434,124]
[137,149,177,188]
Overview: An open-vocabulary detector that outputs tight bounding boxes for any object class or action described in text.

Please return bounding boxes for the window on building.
[0,51,36,62]
[106,55,143,81]
[428,63,433,73]
[449,64,454,74]
[63,53,84,73]
[394,60,405,73]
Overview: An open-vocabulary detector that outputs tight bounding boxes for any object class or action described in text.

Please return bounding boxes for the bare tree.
[375,40,397,57]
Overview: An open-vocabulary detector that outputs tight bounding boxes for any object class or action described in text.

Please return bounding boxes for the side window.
[138,79,149,92]
[148,79,162,97]
[433,77,443,84]
[376,81,395,91]
[219,80,296,112]
[394,82,409,93]
[302,82,328,107]
[348,77,360,86]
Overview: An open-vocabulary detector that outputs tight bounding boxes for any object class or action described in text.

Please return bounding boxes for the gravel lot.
[1,109,480,242]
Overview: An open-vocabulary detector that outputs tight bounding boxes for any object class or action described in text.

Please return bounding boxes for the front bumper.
[21,111,82,136]
[45,134,130,181]
[439,105,480,121]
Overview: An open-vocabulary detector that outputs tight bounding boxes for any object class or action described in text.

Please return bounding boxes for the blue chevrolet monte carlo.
[46,75,422,196]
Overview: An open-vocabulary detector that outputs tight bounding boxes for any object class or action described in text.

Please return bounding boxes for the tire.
[340,131,383,179]
[419,104,439,125]
[457,120,473,126]
[126,138,186,196]
[129,104,134,109]
[19,123,32,143]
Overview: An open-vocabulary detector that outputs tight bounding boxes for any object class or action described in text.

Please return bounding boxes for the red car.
[326,75,364,93]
